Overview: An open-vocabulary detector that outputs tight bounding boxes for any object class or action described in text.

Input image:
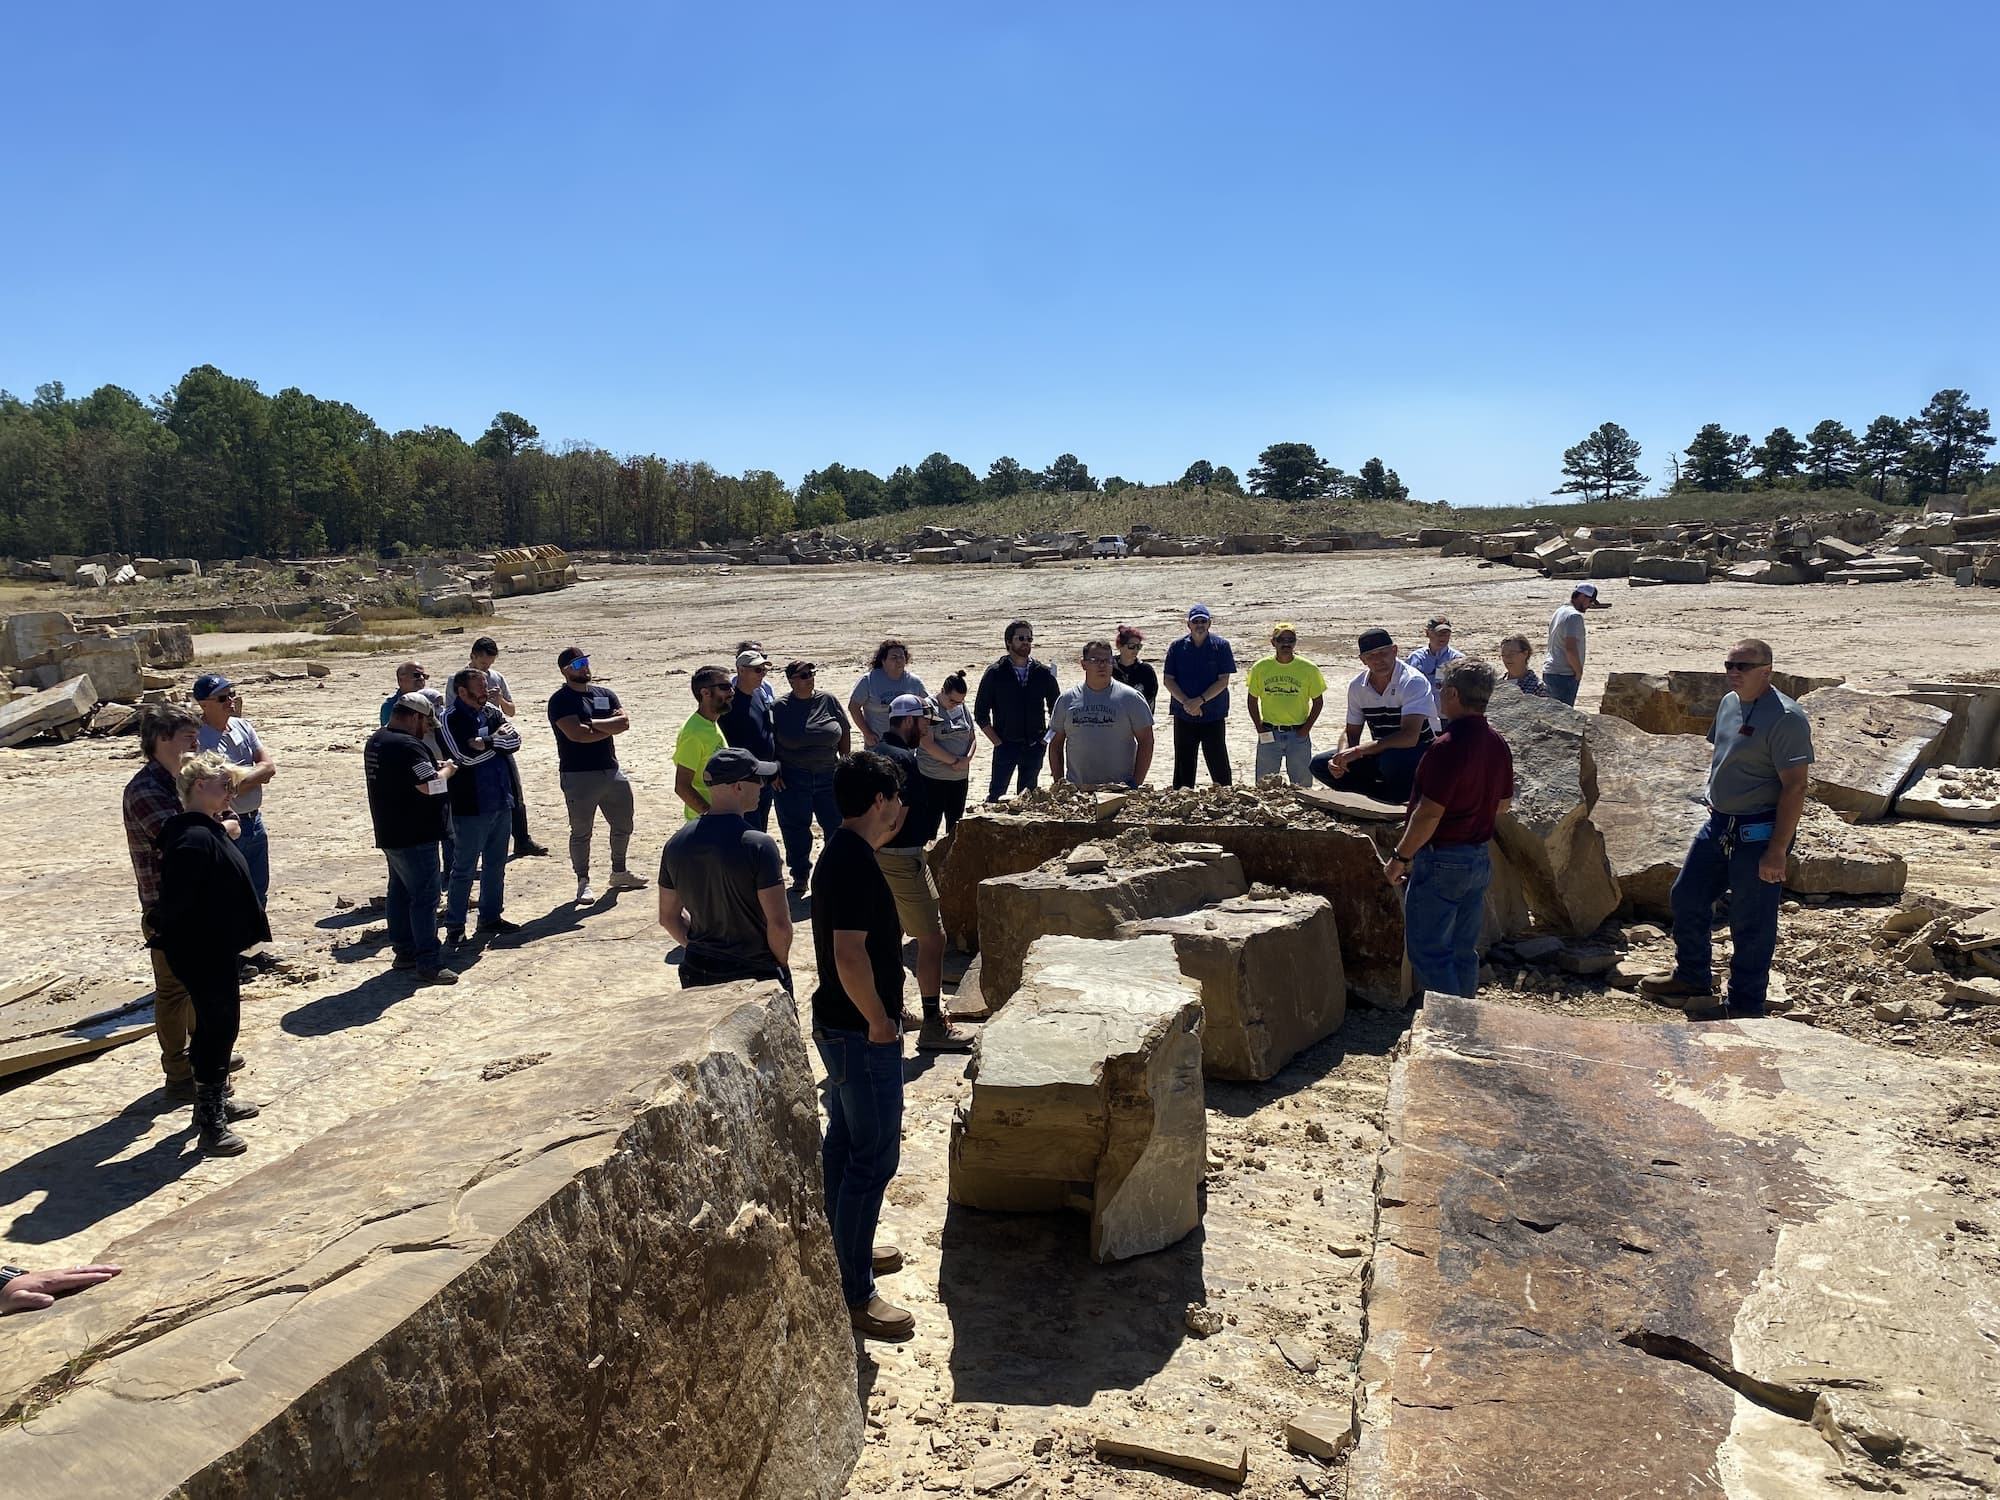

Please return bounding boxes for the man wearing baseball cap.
[364,692,459,984]
[1541,584,1611,707]
[548,647,644,906]
[873,694,971,1052]
[1312,628,1438,804]
[721,650,780,832]
[659,748,793,990]
[193,674,276,908]
[1162,603,1237,788]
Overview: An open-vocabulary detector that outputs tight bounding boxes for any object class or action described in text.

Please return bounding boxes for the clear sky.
[5,1,1994,503]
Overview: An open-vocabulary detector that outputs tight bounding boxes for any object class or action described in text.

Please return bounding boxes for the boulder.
[1895,765,2000,824]
[1578,714,1708,918]
[0,985,863,1500]
[1797,686,1953,820]
[112,621,195,668]
[71,563,109,589]
[1353,995,2000,1500]
[1630,556,1708,584]
[1817,536,1871,562]
[1785,801,1907,894]
[1598,668,1843,738]
[1868,677,2000,768]
[1584,547,1638,578]
[949,935,1206,1263]
[0,675,99,749]
[418,592,495,617]
[54,637,144,703]
[1135,892,1345,1080]
[977,849,1248,1007]
[1485,693,1620,936]
[0,611,71,668]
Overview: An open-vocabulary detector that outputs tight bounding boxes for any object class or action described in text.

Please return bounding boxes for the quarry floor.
[4,553,2000,1497]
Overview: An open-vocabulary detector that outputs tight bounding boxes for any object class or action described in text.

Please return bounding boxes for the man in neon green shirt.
[1246,623,1326,786]
[674,665,732,821]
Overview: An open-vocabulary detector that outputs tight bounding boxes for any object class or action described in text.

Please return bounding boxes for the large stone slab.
[1353,996,2000,1500]
[949,935,1205,1263]
[1868,678,2000,769]
[1599,668,1843,738]
[0,985,862,1500]
[0,610,71,668]
[977,849,1248,1007]
[1580,713,1710,917]
[0,674,98,749]
[1798,685,1953,820]
[1135,892,1345,1080]
[1785,799,1908,894]
[112,620,196,668]
[1896,764,2000,824]
[1486,692,1621,935]
[54,636,144,703]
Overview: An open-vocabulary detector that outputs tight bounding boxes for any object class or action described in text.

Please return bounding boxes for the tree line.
[1555,390,1994,506]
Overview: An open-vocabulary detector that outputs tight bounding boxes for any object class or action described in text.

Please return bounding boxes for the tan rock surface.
[1486,691,1621,935]
[1136,892,1346,1080]
[0,984,861,1500]
[0,673,98,747]
[1785,800,1909,894]
[1598,667,1841,736]
[1579,712,1709,917]
[1896,765,2000,824]
[1798,686,1953,820]
[1354,996,2000,1500]
[950,935,1206,1262]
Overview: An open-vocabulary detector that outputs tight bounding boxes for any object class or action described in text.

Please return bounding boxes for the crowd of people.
[101,589,1813,1345]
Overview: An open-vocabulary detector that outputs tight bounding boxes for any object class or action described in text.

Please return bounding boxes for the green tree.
[800,463,884,519]
[1102,476,1136,495]
[1856,416,1910,503]
[1355,457,1408,500]
[1803,420,1858,490]
[1913,389,1994,495]
[1247,441,1331,499]
[1178,460,1215,488]
[884,464,920,511]
[1211,465,1244,495]
[914,451,981,507]
[1681,423,1747,492]
[1749,426,1805,486]
[475,412,541,545]
[1039,453,1096,492]
[985,456,1029,497]
[1553,422,1645,501]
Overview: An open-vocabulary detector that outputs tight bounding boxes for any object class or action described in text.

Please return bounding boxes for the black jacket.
[152,810,271,978]
[973,657,1060,743]
[439,700,521,817]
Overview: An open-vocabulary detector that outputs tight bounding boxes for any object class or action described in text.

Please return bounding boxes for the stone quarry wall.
[0,986,861,1500]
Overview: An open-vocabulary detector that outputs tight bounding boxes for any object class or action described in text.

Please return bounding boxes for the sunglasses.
[1722,659,1769,672]
[1082,655,1113,665]
[1273,635,1297,644]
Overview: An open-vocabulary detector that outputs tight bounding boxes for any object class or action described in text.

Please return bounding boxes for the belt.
[1705,805,1777,853]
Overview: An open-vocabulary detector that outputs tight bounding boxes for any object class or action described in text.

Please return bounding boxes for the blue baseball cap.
[1186,603,1212,621]
[192,673,233,702]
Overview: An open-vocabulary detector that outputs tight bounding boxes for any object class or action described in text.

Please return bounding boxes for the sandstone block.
[1631,556,1708,584]
[1786,801,1907,895]
[0,985,862,1500]
[0,675,99,749]
[1579,714,1708,918]
[1585,547,1638,578]
[1868,677,2000,768]
[1895,765,2000,824]
[1485,693,1620,935]
[54,637,144,702]
[976,850,1248,1007]
[1598,667,1843,738]
[1798,686,1953,820]
[1136,892,1345,1080]
[0,610,72,668]
[113,621,195,668]
[950,935,1205,1262]
[72,562,109,588]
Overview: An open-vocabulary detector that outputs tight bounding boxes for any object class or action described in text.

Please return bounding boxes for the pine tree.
[1856,416,1909,504]
[1914,389,1994,495]
[1681,424,1747,492]
[1803,420,1858,490]
[1553,422,1645,501]
[1748,426,1805,485]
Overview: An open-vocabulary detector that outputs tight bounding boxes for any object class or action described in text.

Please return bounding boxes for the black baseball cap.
[705,747,780,785]
[1358,628,1394,653]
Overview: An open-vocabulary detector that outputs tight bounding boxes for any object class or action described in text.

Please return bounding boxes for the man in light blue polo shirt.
[193,673,276,906]
[1161,603,1236,788]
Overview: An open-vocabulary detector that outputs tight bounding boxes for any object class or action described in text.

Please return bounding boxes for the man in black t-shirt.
[811,751,918,1342]
[659,749,792,989]
[363,694,459,984]
[546,645,646,906]
[874,695,971,1054]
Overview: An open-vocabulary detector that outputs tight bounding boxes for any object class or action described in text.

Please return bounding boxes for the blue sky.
[4,2,1994,503]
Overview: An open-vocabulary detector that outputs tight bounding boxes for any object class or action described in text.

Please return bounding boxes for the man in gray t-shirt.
[1640,639,1814,1019]
[1539,584,1610,706]
[1049,639,1155,788]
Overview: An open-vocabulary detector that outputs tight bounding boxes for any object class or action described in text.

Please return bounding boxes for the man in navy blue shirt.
[440,668,523,946]
[1162,603,1236,788]
[721,650,781,832]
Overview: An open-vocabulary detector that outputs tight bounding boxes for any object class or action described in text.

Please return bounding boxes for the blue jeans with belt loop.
[814,1025,905,1309]
[1670,808,1785,1013]
[1403,843,1491,998]
[1254,727,1314,785]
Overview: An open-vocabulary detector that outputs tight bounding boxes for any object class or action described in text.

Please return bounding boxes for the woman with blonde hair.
[153,750,269,1155]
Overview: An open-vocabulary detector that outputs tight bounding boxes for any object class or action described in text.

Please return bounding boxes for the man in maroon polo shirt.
[1381,658,1513,998]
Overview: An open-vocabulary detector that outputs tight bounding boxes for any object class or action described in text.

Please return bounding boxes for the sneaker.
[515,842,550,858]
[415,966,460,986]
[445,927,466,947]
[476,918,523,936]
[1635,974,1715,1008]
[916,1016,975,1054]
[901,1007,924,1032]
[872,1244,905,1275]
[849,1294,915,1341]
[605,870,647,893]
[576,879,597,905]
[391,952,416,971]
[228,1052,245,1073]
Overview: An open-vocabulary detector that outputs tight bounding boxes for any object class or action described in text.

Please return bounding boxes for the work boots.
[194,1083,248,1157]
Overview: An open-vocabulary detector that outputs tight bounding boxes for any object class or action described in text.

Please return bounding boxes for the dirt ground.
[4,553,2000,1496]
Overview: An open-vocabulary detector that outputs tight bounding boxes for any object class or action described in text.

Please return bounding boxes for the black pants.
[928,777,969,835]
[680,952,792,993]
[1172,717,1232,788]
[174,955,242,1088]
[505,755,536,852]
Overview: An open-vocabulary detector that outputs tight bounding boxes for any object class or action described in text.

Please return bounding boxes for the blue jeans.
[1670,810,1785,1013]
[383,843,443,970]
[1311,740,1430,804]
[1403,843,1491,998]
[775,767,841,884]
[1543,672,1580,706]
[986,740,1046,803]
[445,803,512,931]
[814,1026,905,1309]
[236,809,270,906]
[1254,727,1314,785]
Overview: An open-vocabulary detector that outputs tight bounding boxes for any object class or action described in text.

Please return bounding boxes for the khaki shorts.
[874,845,943,939]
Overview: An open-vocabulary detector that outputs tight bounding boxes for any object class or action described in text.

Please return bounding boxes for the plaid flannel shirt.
[123,759,181,912]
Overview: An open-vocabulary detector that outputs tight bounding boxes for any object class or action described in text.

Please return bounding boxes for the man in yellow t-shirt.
[673,666,732,821]
[1246,623,1327,786]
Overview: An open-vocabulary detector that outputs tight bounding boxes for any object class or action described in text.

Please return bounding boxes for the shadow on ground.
[0,1093,197,1244]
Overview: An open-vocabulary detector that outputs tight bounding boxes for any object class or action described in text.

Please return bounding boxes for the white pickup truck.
[1091,534,1130,558]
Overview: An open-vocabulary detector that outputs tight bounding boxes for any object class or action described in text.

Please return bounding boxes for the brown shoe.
[850,1295,915,1341]
[872,1243,904,1275]
[1636,974,1714,1008]
[916,1016,974,1053]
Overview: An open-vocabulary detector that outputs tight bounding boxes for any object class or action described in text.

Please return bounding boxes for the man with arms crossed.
[1048,639,1154,788]
[547,646,645,905]
[439,667,523,947]
[1639,640,1813,1019]
[659,748,793,990]
[811,751,918,1341]
[973,619,1060,803]
[1382,660,1513,998]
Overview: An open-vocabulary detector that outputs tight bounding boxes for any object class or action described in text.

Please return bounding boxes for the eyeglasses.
[1722,659,1769,672]
[1082,655,1113,665]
